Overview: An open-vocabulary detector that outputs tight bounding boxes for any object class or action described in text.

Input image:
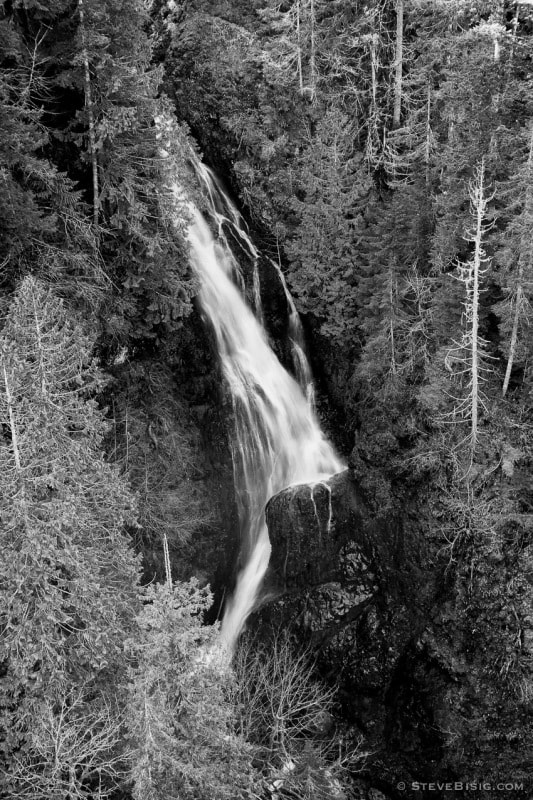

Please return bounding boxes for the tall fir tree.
[125,579,256,800]
[0,276,141,799]
[285,109,370,344]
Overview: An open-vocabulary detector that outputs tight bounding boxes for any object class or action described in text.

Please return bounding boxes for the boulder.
[262,469,437,792]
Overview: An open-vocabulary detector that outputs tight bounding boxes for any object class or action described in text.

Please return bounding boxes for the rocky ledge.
[261,469,531,800]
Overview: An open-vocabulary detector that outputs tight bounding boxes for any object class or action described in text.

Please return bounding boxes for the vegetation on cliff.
[1,0,532,798]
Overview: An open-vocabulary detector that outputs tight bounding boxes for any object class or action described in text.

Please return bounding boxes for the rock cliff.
[263,469,531,799]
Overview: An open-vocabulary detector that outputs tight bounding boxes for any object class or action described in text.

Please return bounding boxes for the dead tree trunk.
[392,0,403,128]
[502,128,533,397]
[78,0,99,226]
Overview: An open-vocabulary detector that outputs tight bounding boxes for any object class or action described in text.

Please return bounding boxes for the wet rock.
[265,471,369,590]
[261,465,533,799]
[261,468,437,792]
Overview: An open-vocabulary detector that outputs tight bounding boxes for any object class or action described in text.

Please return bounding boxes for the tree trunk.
[296,0,304,96]
[370,33,378,108]
[388,265,397,376]
[502,128,533,397]
[393,0,403,129]
[78,0,99,226]
[470,159,488,446]
[309,0,316,100]
[3,365,22,474]
[501,277,523,398]
[425,84,432,186]
[2,364,30,524]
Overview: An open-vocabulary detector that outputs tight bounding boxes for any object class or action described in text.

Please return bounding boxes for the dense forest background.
[1,0,532,798]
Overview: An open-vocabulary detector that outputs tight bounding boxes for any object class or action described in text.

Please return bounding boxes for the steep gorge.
[1,0,532,797]
[154,2,533,797]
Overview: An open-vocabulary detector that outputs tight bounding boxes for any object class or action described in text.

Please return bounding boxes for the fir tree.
[66,0,196,343]
[0,276,141,799]
[259,0,322,101]
[285,110,370,344]
[125,578,256,800]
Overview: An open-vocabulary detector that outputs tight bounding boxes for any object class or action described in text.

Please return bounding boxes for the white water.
[183,159,344,653]
[269,258,316,409]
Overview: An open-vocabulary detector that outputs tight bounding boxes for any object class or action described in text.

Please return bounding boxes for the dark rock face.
[262,470,531,800]
[264,470,435,761]
[266,472,368,590]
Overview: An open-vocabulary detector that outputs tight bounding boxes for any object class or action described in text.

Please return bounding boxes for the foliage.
[0,0,196,351]
[109,360,216,556]
[125,579,256,800]
[285,110,370,343]
[229,630,364,800]
[0,276,141,798]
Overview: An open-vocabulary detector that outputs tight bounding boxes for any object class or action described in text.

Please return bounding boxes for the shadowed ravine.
[184,158,345,652]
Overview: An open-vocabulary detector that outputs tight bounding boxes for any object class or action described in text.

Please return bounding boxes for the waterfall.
[269,257,316,409]
[183,160,345,653]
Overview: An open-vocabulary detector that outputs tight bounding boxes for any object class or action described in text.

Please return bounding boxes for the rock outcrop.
[264,470,433,749]
[262,468,532,799]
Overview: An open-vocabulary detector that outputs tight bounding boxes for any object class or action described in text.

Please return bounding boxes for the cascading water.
[183,157,345,653]
[269,257,316,409]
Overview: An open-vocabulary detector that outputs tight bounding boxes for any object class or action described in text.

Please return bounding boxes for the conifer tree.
[285,110,370,343]
[0,276,141,799]
[125,579,256,800]
[260,0,322,101]
[430,12,511,274]
[48,0,197,343]
[0,16,60,272]
[77,0,99,226]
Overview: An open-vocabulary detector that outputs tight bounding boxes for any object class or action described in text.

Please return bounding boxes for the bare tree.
[444,159,494,454]
[501,126,533,397]
[9,689,127,800]
[229,631,366,799]
[78,0,99,225]
[393,0,404,128]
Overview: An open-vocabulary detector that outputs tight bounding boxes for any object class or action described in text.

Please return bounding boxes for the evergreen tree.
[0,14,62,276]
[125,579,256,800]
[64,0,196,344]
[430,14,509,274]
[392,0,404,129]
[0,276,141,799]
[1,0,196,346]
[285,110,370,344]
[259,0,323,101]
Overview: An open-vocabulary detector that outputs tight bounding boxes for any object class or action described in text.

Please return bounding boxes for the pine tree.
[0,276,141,799]
[259,0,322,101]
[125,579,256,800]
[0,5,116,313]
[15,0,197,344]
[0,16,59,273]
[285,109,370,344]
[356,254,409,394]
[77,0,100,226]
[430,11,511,274]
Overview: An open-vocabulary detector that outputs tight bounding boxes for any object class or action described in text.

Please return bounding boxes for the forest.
[0,0,532,798]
